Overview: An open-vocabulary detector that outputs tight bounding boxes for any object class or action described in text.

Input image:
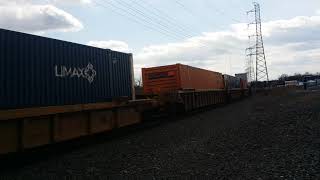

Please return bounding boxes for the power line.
[110,0,192,39]
[174,0,243,34]
[95,0,211,48]
[229,0,250,16]
[92,0,182,41]
[94,0,191,41]
[137,0,198,35]
[105,0,189,40]
[92,0,247,51]
[205,1,243,24]
[174,0,195,15]
[127,0,196,37]
[174,0,218,28]
[93,0,212,50]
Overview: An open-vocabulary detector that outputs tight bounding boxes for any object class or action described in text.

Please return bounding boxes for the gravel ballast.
[1,90,320,179]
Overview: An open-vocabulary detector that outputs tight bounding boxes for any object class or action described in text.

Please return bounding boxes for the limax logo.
[55,63,97,83]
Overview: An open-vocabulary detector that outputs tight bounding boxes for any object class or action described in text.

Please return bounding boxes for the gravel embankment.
[1,90,320,179]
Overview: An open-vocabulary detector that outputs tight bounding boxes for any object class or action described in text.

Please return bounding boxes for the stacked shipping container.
[142,64,225,94]
[0,29,134,110]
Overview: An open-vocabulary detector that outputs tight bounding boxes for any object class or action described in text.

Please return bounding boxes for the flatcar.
[0,29,249,156]
[142,64,249,112]
[0,28,154,155]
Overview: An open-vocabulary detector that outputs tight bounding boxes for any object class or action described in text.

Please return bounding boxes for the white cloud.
[265,16,320,33]
[87,40,130,52]
[133,32,245,79]
[0,1,83,33]
[132,15,320,80]
[317,10,320,15]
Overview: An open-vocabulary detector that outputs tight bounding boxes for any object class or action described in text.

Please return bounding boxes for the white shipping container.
[285,80,298,87]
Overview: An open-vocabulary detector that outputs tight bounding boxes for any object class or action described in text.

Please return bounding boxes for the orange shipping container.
[142,64,225,95]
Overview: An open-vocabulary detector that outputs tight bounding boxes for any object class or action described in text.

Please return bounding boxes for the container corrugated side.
[142,64,179,95]
[179,64,224,90]
[142,63,225,95]
[0,28,133,110]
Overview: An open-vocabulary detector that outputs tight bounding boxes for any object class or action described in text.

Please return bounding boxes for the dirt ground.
[1,89,320,179]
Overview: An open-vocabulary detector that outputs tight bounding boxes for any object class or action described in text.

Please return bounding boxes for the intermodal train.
[0,28,248,155]
[142,64,248,112]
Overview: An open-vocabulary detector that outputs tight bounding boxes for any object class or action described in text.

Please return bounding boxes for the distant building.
[235,73,248,81]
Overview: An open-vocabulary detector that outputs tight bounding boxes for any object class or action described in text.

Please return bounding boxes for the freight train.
[142,64,248,112]
[0,29,248,155]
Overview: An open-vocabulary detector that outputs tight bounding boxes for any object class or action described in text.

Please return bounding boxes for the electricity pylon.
[246,2,269,82]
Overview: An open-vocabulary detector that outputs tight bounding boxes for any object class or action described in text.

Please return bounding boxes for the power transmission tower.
[246,2,269,82]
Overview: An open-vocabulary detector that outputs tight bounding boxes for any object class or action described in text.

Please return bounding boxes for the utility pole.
[246,2,269,83]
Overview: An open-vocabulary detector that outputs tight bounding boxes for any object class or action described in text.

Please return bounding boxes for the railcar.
[0,29,249,156]
[0,29,154,155]
[142,64,249,112]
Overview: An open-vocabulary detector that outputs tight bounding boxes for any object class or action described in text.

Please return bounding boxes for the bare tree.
[279,74,288,81]
[135,77,142,87]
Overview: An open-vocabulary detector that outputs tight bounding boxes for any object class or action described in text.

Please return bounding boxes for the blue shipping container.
[0,28,134,110]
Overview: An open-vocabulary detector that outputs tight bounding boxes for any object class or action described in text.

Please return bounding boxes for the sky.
[0,0,320,81]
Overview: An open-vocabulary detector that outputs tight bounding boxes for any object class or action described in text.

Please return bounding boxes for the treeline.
[278,72,320,81]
